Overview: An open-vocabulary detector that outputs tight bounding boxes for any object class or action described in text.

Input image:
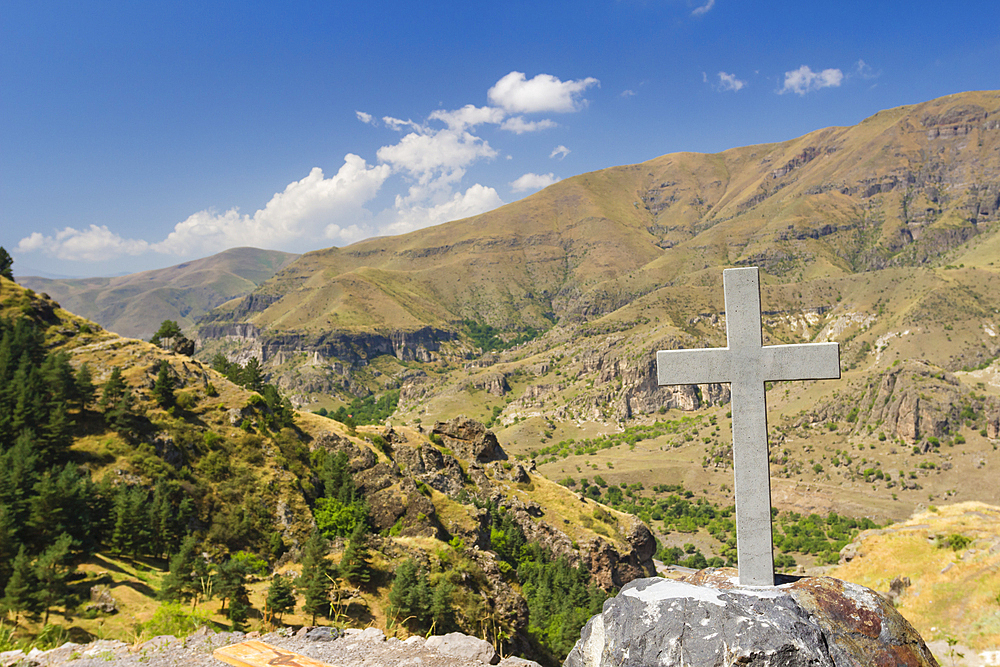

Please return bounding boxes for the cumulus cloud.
[510,172,560,193]
[500,116,558,134]
[17,226,149,262]
[550,145,571,160]
[386,184,503,236]
[692,0,715,16]
[356,111,375,125]
[716,71,746,92]
[779,65,844,95]
[376,128,497,189]
[488,71,599,114]
[428,105,506,131]
[620,89,637,98]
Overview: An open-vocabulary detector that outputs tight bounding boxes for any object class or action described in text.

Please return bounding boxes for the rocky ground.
[0,627,542,667]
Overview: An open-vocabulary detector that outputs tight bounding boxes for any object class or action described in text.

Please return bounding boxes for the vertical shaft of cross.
[730,379,774,586]
[724,269,774,587]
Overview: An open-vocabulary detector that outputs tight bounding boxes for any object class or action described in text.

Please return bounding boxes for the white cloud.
[855,59,880,80]
[779,65,844,95]
[382,116,422,132]
[153,157,390,255]
[717,71,746,92]
[620,89,636,98]
[17,225,149,262]
[500,116,558,134]
[386,184,503,236]
[692,0,715,16]
[510,172,560,193]
[356,111,375,125]
[428,105,506,131]
[488,71,599,114]
[550,145,571,160]
[376,128,497,189]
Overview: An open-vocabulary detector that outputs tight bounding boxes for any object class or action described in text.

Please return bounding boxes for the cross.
[656,267,840,587]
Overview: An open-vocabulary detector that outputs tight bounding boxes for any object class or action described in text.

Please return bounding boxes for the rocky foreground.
[0,627,541,667]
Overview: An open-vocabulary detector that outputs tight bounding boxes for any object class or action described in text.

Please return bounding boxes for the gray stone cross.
[656,267,840,586]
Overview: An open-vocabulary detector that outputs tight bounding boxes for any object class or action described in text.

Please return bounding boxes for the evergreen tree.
[265,574,296,624]
[242,357,265,393]
[74,363,95,410]
[153,360,176,409]
[1,545,39,622]
[150,320,182,347]
[159,534,199,604]
[0,247,12,281]
[338,524,372,585]
[215,557,250,618]
[33,533,74,625]
[297,530,331,625]
[430,578,457,633]
[0,503,17,588]
[0,430,41,524]
[388,558,431,627]
[98,367,126,412]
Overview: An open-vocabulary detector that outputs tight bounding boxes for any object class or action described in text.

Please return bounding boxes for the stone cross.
[656,267,840,586]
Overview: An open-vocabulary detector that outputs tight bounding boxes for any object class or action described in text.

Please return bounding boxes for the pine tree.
[215,557,250,618]
[33,533,74,625]
[242,357,265,393]
[430,578,456,633]
[153,360,176,409]
[160,534,204,605]
[74,363,95,411]
[98,367,126,413]
[265,574,296,624]
[297,530,331,625]
[338,524,372,585]
[1,545,39,622]
[150,320,182,347]
[388,558,431,627]
[0,247,13,281]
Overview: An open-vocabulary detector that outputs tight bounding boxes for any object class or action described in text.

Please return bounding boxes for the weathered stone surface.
[85,585,118,614]
[433,417,506,463]
[395,443,466,495]
[425,632,500,665]
[564,569,938,667]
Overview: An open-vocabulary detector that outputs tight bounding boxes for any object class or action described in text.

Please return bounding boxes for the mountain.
[191,90,1000,531]
[18,247,298,340]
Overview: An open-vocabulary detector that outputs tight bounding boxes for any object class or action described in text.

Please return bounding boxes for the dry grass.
[828,502,1000,651]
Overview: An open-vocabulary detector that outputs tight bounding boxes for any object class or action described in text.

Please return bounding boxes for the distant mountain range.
[18,247,298,340]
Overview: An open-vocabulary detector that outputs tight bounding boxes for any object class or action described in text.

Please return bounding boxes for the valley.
[2,89,1000,665]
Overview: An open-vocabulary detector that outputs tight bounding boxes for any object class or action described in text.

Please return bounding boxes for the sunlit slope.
[227,91,1000,334]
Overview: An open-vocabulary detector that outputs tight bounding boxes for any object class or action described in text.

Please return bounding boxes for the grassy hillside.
[0,276,653,665]
[18,247,298,340]
[827,502,1000,666]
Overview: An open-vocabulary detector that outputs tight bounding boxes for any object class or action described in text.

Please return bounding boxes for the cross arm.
[761,342,841,382]
[656,347,732,386]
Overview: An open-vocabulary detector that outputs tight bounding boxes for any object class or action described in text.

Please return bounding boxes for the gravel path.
[0,627,543,667]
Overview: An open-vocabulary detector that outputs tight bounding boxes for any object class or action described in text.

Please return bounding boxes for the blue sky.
[3,0,999,278]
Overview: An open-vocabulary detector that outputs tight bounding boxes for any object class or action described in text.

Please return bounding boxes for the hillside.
[189,90,1000,529]
[828,502,1000,667]
[18,247,298,340]
[0,275,655,664]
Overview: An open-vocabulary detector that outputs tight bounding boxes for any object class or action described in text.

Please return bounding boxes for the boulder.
[564,568,938,667]
[433,417,506,463]
[425,632,500,665]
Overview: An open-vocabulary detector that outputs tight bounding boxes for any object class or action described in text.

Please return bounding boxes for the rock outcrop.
[564,569,938,667]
